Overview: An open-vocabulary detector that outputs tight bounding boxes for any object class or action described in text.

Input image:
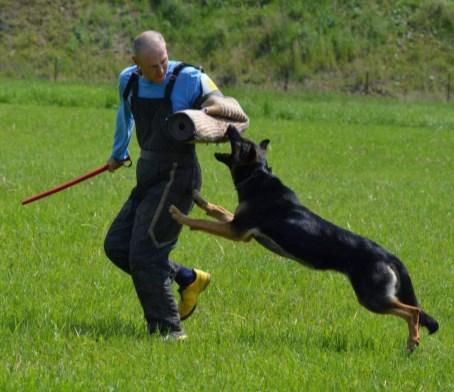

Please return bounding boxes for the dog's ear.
[226,125,241,142]
[214,153,232,167]
[259,139,270,151]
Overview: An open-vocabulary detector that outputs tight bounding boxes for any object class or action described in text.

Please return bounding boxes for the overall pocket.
[147,163,194,248]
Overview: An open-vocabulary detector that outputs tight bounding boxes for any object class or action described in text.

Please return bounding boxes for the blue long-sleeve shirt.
[111,61,220,160]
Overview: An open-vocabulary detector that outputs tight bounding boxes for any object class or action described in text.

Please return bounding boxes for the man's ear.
[259,139,270,151]
[214,153,232,167]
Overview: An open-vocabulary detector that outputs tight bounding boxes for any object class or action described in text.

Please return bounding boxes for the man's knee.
[104,233,130,273]
[129,244,172,275]
[104,233,117,260]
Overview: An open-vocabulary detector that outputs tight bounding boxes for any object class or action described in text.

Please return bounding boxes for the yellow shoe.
[178,269,211,321]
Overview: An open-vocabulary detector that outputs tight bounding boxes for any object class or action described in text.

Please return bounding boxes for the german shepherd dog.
[169,126,439,351]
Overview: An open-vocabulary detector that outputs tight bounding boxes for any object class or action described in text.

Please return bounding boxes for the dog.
[169,126,439,351]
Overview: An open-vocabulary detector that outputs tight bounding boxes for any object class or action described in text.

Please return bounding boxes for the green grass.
[0,81,453,391]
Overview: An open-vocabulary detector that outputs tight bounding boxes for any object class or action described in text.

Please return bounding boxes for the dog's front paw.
[169,205,187,224]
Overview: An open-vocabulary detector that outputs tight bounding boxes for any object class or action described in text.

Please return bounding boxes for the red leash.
[22,159,131,205]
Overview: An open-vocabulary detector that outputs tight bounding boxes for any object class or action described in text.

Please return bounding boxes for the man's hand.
[107,157,124,172]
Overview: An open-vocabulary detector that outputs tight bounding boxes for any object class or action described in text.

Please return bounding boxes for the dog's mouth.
[214,152,230,159]
[215,140,258,167]
[214,152,232,167]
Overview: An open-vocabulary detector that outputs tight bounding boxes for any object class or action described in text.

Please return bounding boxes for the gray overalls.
[104,63,201,334]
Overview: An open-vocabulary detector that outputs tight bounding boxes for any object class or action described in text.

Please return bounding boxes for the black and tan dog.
[169,126,439,351]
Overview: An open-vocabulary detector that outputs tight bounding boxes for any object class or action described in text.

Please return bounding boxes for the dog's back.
[232,170,393,272]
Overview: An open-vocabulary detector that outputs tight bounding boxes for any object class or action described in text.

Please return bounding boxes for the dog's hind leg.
[192,190,234,222]
[385,300,421,353]
[391,258,439,335]
[351,262,421,352]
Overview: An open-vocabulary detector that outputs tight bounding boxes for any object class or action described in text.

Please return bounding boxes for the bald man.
[104,31,222,340]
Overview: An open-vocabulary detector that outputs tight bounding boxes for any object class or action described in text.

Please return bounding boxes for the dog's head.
[215,125,270,174]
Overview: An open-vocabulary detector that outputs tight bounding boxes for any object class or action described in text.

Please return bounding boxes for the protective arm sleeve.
[185,72,223,109]
[197,73,223,105]
[111,76,134,161]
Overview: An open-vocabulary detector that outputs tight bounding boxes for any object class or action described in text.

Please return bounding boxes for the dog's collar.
[234,173,258,189]
[234,166,270,190]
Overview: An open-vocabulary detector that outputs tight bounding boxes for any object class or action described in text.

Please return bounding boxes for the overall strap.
[122,72,139,102]
[164,62,203,99]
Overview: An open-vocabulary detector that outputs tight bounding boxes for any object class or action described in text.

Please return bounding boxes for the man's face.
[133,44,168,83]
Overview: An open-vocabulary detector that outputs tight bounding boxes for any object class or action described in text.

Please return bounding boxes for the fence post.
[283,67,289,91]
[53,58,59,82]
[365,71,369,95]
[447,73,451,102]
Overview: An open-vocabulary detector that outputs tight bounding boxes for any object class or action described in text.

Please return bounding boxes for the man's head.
[132,31,168,83]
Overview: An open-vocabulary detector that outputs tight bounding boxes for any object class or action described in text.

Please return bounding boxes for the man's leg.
[104,195,139,274]
[130,245,182,335]
[105,191,195,338]
[104,197,185,283]
[128,188,183,335]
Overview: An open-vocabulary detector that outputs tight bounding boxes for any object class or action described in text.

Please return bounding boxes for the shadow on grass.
[63,318,146,340]
[2,313,146,341]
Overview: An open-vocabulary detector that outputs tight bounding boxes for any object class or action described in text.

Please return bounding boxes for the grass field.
[0,80,453,391]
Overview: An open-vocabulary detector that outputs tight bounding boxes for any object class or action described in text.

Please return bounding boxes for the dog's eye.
[240,144,250,157]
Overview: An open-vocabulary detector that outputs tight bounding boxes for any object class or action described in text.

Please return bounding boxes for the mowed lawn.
[0,81,453,391]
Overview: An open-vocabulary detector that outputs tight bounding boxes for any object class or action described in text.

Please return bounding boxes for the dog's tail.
[391,257,439,334]
[420,310,439,334]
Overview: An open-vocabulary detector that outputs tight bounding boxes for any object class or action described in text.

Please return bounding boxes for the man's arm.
[192,73,223,109]
[172,67,223,112]
[108,69,135,172]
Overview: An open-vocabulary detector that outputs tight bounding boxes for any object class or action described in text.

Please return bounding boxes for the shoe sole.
[180,273,211,321]
[163,334,188,342]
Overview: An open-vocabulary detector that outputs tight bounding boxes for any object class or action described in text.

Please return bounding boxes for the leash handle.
[122,156,133,167]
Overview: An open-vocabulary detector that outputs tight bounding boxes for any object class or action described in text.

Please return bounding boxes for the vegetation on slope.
[1,0,453,97]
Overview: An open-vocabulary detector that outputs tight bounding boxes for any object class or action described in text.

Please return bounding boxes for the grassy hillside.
[1,0,453,98]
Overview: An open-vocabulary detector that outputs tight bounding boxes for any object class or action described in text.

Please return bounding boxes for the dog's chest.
[246,228,306,264]
[235,201,248,216]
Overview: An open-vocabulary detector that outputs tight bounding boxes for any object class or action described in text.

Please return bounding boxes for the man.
[104,31,221,340]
